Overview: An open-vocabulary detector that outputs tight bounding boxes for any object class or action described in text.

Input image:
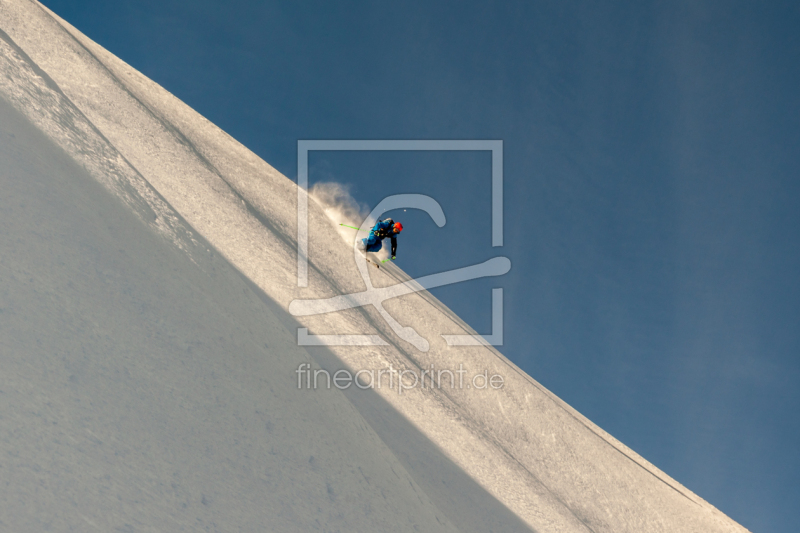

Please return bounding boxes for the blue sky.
[40,1,799,531]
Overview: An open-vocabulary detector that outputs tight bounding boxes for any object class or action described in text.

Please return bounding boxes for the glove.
[391,256,396,260]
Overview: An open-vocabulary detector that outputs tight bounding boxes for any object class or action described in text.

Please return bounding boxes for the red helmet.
[393,222,403,233]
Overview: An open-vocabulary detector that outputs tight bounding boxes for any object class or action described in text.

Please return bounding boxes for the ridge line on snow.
[379,263,706,511]
[0,24,205,264]
[32,0,301,251]
[344,265,603,530]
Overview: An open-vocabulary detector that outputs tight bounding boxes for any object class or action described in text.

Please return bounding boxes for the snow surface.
[0,1,750,531]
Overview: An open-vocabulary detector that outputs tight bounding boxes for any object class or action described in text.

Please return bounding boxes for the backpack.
[374,218,394,239]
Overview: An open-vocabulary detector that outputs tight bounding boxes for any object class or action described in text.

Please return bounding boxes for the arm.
[390,236,397,258]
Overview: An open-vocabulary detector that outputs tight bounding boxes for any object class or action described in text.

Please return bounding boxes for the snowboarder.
[359,218,403,260]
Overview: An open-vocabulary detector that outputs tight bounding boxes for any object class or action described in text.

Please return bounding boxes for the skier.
[360,218,403,260]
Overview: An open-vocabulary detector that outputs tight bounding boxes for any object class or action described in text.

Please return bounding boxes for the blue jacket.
[368,219,398,256]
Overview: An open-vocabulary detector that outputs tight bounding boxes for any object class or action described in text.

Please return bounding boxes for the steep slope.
[0,69,467,533]
[0,1,750,531]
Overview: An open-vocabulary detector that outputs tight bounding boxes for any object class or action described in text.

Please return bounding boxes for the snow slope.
[0,52,468,533]
[0,1,750,531]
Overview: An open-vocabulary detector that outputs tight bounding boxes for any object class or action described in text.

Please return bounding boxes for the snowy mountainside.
[0,87,466,532]
[0,1,750,531]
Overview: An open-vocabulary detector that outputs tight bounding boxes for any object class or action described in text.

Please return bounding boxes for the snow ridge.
[0,1,750,531]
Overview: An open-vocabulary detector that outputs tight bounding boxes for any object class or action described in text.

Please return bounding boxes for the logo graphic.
[290,140,508,352]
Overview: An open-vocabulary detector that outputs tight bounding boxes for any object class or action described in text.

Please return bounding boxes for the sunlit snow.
[0,1,751,531]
